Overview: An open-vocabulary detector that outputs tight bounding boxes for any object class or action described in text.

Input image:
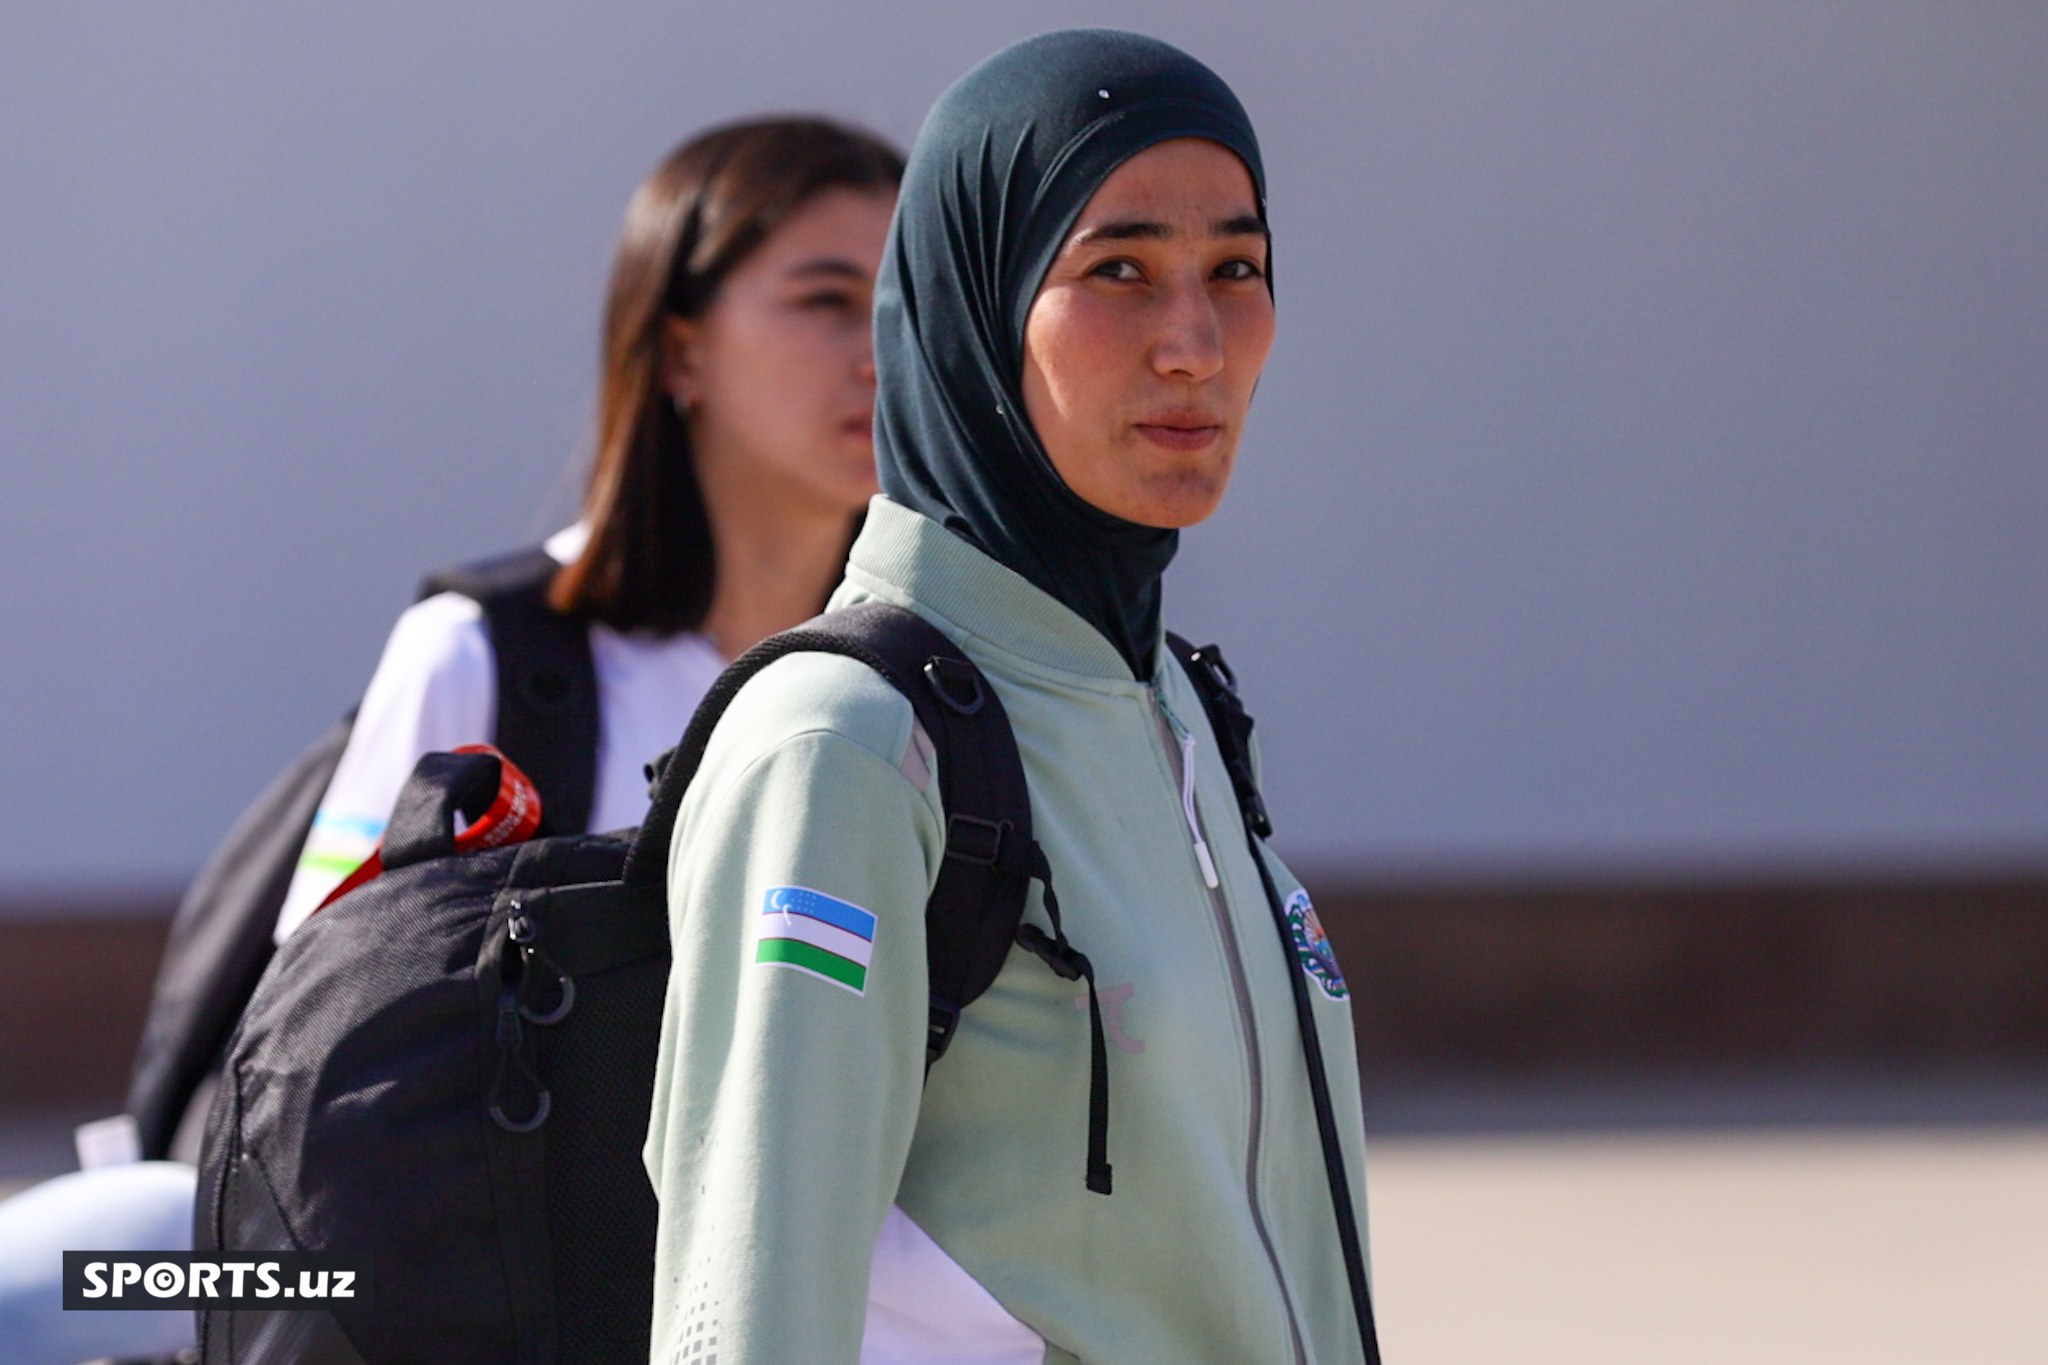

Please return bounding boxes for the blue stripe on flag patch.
[761,886,876,942]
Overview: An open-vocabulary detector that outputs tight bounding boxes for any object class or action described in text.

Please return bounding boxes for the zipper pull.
[1181,732,1220,889]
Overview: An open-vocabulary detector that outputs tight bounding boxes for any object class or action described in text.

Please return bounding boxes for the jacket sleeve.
[645,654,943,1365]
[272,593,496,941]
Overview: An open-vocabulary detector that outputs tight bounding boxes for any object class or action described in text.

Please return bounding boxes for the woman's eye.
[1088,258,1144,283]
[796,290,859,311]
[1215,258,1266,282]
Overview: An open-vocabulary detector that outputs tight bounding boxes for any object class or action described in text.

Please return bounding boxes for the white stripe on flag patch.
[755,911,874,969]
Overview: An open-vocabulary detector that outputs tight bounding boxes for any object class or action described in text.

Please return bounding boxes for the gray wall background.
[3,0,2043,898]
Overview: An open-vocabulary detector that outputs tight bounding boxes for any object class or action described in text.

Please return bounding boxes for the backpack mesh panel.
[538,950,666,1362]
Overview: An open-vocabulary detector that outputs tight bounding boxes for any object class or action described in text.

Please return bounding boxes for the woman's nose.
[1150,279,1225,383]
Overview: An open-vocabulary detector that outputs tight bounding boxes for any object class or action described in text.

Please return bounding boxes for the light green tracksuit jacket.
[645,497,1369,1364]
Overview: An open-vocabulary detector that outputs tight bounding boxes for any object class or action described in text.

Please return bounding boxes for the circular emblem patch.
[1285,889,1347,1000]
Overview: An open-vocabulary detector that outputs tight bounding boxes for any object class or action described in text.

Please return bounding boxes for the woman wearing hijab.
[646,30,1374,1365]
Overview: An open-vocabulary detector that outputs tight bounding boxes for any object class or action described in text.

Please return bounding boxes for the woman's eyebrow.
[1072,218,1170,245]
[1068,214,1268,248]
[785,257,868,280]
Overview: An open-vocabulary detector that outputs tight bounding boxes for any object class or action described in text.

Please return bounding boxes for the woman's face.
[665,186,895,515]
[1021,138,1274,529]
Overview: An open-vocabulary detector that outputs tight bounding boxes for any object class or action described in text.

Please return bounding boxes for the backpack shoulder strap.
[126,712,357,1157]
[422,548,600,837]
[628,600,1035,1065]
[635,602,1123,1192]
[127,551,596,1159]
[1164,631,1383,1365]
[1164,631,1270,838]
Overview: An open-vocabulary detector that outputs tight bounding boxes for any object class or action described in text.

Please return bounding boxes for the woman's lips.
[1133,419,1222,452]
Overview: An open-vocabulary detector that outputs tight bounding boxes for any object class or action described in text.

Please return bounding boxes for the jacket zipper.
[1177,727,1222,890]
[1153,690,1310,1365]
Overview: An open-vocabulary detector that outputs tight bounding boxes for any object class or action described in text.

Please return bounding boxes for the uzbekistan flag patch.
[755,886,876,995]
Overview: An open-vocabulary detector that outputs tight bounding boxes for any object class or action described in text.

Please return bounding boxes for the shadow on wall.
[1317,874,2048,1073]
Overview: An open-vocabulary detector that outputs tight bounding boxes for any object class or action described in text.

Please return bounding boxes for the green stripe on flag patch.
[757,937,867,993]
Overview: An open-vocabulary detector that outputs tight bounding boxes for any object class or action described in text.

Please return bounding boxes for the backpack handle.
[315,746,543,915]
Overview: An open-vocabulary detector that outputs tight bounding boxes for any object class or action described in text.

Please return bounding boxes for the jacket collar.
[841,497,1157,687]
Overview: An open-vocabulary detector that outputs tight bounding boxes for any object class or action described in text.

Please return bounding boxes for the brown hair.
[547,117,904,633]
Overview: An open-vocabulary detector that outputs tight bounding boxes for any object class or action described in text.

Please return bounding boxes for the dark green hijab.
[874,29,1267,679]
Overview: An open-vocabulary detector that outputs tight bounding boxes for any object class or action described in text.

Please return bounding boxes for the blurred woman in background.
[0,113,903,1365]
[277,115,903,937]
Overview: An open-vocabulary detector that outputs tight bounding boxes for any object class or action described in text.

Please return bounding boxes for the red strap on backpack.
[314,744,543,914]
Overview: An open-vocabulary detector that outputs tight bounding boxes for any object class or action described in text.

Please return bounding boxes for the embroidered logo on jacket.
[755,886,876,995]
[1285,889,1347,1000]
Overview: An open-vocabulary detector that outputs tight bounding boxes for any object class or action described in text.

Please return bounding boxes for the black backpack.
[193,602,1105,1365]
[127,548,600,1161]
[194,607,1380,1365]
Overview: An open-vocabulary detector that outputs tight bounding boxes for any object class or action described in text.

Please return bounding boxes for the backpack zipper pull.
[508,907,575,1025]
[488,989,551,1133]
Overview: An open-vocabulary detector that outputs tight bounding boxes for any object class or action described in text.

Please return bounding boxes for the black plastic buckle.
[643,746,678,796]
[1242,785,1274,840]
[924,657,985,715]
[1192,643,1239,697]
[944,813,1009,866]
[1016,923,1085,981]
[926,997,963,1062]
